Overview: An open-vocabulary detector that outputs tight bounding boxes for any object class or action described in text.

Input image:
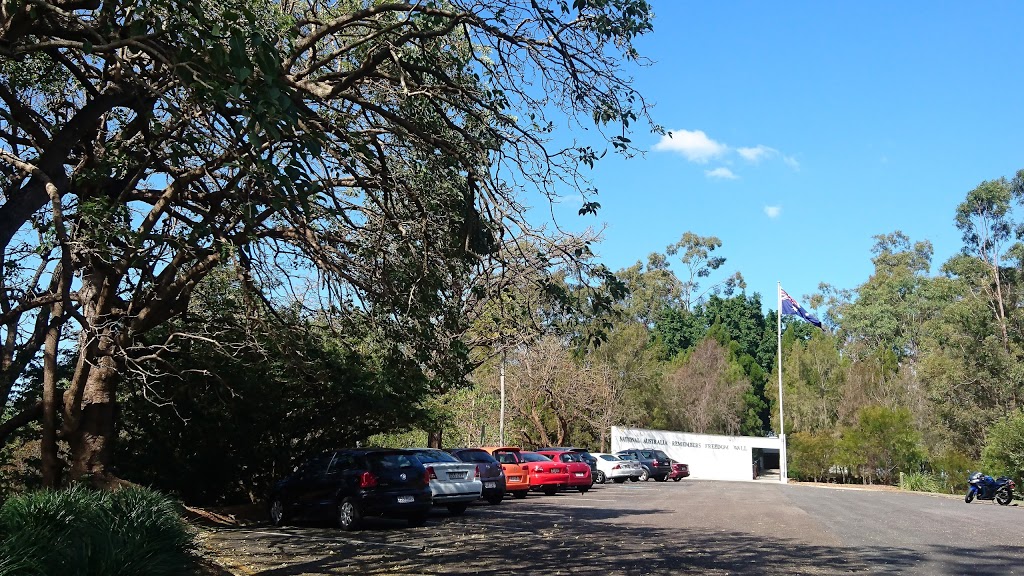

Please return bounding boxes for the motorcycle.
[965,472,1015,505]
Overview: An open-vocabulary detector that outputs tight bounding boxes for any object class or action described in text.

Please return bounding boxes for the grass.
[899,472,944,493]
[0,484,198,576]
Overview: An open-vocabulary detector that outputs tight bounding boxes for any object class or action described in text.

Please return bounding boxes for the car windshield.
[599,454,621,461]
[454,450,497,464]
[520,453,552,463]
[410,449,460,463]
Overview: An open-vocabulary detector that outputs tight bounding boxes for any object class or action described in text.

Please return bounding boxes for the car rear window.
[519,452,552,463]
[652,451,669,460]
[599,455,620,461]
[367,453,419,471]
[410,449,460,463]
[454,450,498,464]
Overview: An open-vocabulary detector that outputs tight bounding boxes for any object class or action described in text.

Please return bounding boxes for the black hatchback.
[268,448,433,530]
[446,447,507,504]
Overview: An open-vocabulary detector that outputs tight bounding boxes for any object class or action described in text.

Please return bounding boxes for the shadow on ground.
[202,493,1024,576]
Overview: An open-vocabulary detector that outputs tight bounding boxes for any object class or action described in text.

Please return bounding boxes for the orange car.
[481,446,531,499]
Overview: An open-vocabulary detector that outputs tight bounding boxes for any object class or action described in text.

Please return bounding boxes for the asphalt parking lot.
[202,480,1024,575]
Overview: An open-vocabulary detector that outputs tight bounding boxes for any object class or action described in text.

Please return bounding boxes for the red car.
[669,461,690,481]
[519,452,569,495]
[537,450,591,493]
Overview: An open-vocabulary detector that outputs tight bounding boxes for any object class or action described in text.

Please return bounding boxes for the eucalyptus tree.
[665,231,745,312]
[0,0,658,485]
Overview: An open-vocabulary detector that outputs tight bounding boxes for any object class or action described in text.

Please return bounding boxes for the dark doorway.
[763,452,780,469]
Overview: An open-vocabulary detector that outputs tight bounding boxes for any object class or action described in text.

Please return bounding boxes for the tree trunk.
[427,429,442,449]
[41,304,63,488]
[66,335,120,487]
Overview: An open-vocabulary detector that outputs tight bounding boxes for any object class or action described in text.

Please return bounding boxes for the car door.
[292,454,334,515]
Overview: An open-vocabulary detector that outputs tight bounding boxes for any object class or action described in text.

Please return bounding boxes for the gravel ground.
[200,480,1024,575]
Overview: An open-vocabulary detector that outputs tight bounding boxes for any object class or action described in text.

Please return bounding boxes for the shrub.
[982,409,1024,489]
[929,449,975,493]
[899,472,942,493]
[0,485,197,576]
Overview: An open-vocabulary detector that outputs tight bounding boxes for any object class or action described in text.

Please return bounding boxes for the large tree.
[0,0,657,486]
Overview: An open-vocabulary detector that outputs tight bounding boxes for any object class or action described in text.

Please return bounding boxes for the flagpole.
[777,282,787,484]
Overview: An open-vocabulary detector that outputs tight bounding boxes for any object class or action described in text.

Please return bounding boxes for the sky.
[545,1,1024,311]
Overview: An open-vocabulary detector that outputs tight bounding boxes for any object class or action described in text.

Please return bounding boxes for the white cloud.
[652,129,728,163]
[737,145,778,163]
[783,156,800,171]
[764,205,782,218]
[705,167,738,180]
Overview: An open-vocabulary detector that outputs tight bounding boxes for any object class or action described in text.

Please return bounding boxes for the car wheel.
[512,490,528,499]
[613,477,626,484]
[543,486,558,496]
[628,476,638,482]
[486,494,504,505]
[673,477,682,482]
[577,487,589,494]
[269,498,286,526]
[639,469,650,482]
[447,502,470,515]
[407,512,429,527]
[655,475,668,482]
[337,498,362,531]
[594,470,606,484]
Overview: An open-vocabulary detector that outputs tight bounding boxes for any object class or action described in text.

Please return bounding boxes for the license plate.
[551,468,560,473]
[397,495,414,504]
[484,482,496,488]
[509,476,521,482]
[574,472,585,477]
[448,472,467,479]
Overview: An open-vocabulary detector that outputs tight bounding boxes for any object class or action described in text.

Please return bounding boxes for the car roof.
[480,446,521,452]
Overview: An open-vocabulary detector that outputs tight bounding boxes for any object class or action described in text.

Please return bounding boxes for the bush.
[899,472,942,493]
[0,485,198,576]
[929,449,975,493]
[982,409,1024,489]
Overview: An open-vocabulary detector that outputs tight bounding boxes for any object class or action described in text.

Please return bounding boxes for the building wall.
[611,426,783,482]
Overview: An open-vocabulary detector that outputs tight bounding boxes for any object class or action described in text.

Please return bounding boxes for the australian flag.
[780,287,823,329]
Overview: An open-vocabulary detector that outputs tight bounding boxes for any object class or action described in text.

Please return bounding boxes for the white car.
[407,448,483,515]
[591,452,642,484]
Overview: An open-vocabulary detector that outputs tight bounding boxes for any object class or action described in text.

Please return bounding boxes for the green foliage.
[981,409,1024,489]
[842,406,923,484]
[0,485,197,576]
[929,449,974,493]
[899,472,942,493]
[788,431,838,482]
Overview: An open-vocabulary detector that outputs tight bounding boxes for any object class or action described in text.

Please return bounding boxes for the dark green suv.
[615,449,672,481]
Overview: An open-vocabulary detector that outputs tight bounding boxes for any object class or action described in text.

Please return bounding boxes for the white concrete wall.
[611,426,783,482]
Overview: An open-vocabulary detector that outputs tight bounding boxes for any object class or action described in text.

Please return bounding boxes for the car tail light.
[651,459,660,467]
[359,471,377,488]
[475,465,481,479]
[612,464,621,470]
[426,466,437,480]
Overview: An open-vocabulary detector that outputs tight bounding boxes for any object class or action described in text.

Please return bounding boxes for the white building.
[611,426,784,482]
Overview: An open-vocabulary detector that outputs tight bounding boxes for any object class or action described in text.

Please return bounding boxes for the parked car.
[536,447,599,479]
[268,448,432,530]
[669,461,690,481]
[519,451,570,495]
[406,448,482,515]
[536,450,591,493]
[615,449,672,482]
[591,452,641,484]
[446,447,507,504]
[481,446,530,499]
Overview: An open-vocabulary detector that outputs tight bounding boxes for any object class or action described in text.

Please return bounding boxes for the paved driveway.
[202,480,1024,575]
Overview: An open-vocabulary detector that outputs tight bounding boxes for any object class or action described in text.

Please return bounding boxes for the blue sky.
[548,1,1024,310]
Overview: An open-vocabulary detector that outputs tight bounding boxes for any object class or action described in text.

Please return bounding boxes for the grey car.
[615,449,672,482]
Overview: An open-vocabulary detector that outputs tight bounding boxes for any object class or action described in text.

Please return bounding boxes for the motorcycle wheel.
[996,487,1013,506]
[965,490,975,503]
